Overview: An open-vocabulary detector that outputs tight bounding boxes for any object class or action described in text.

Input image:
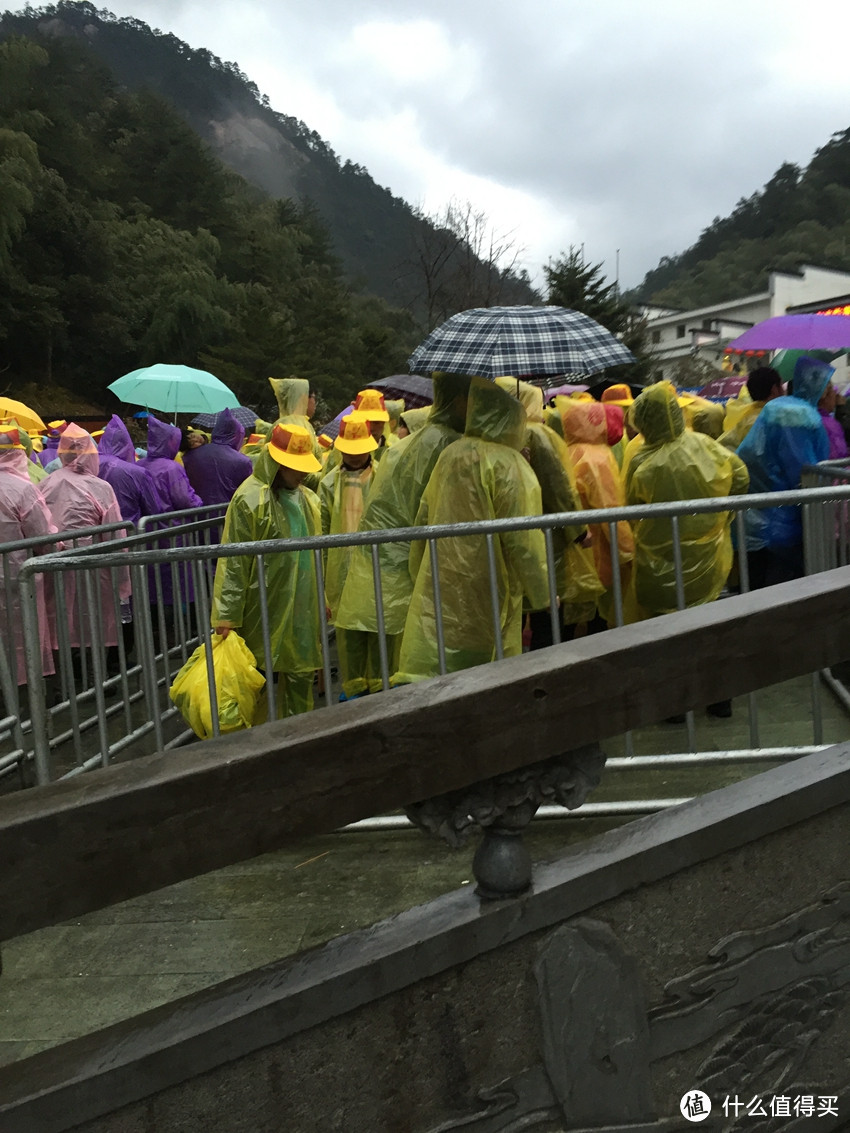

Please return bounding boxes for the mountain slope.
[0,1,536,312]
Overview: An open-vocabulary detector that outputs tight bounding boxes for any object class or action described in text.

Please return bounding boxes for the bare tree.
[397,198,537,330]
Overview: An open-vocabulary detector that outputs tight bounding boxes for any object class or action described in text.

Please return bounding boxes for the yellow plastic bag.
[169,632,265,740]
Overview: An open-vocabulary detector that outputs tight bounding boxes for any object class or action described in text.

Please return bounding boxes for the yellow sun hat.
[600,383,635,407]
[317,432,334,450]
[334,414,379,455]
[267,423,322,473]
[0,426,25,449]
[351,388,389,421]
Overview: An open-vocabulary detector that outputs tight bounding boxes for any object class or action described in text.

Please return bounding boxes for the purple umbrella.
[316,403,354,442]
[727,314,850,353]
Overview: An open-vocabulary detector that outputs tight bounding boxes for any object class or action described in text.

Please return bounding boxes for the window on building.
[651,330,661,344]
[676,325,686,339]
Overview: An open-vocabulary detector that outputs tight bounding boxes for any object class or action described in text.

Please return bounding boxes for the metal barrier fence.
[0,507,227,786]
[12,482,850,787]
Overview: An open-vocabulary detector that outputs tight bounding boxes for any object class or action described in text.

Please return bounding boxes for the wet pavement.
[1,671,849,1067]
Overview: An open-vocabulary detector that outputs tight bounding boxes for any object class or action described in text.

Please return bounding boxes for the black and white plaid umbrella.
[408,305,634,379]
[191,406,259,431]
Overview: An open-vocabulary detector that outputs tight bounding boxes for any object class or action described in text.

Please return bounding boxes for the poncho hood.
[146,415,182,461]
[561,400,609,446]
[99,415,136,462]
[464,377,527,451]
[633,383,685,445]
[212,408,245,450]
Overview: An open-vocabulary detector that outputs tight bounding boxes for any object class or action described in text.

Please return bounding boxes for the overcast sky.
[91,0,850,290]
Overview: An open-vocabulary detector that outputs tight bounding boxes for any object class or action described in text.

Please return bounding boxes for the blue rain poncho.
[737,363,830,551]
[393,378,550,682]
[626,383,749,617]
[333,372,471,636]
[211,444,322,680]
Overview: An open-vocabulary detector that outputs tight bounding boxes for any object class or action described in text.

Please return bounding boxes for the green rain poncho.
[333,372,471,636]
[626,382,749,617]
[211,444,322,678]
[269,376,322,490]
[394,378,550,682]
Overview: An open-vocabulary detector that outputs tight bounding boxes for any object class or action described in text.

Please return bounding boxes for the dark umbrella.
[408,305,634,379]
[191,406,260,431]
[370,374,434,408]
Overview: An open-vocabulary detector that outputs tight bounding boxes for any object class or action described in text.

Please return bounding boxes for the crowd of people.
[0,356,843,727]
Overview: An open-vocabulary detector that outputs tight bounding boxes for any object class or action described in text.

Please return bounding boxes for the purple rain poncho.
[819,410,848,459]
[97,415,164,526]
[182,409,252,506]
[138,415,203,513]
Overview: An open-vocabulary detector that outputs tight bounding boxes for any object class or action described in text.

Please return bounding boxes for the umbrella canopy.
[191,406,260,431]
[0,397,46,432]
[108,364,239,414]
[542,382,590,399]
[317,403,355,442]
[408,305,635,380]
[727,314,850,353]
[369,374,434,408]
[698,372,748,400]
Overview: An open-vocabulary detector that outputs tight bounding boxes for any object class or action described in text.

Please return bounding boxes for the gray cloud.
[93,0,850,288]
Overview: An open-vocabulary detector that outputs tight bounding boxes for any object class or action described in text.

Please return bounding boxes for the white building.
[642,264,850,383]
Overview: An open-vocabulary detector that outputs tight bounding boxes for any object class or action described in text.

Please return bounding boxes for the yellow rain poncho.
[385,399,405,445]
[626,383,749,617]
[394,378,550,682]
[319,458,380,697]
[269,376,322,490]
[400,405,430,434]
[334,372,471,638]
[211,443,322,716]
[495,379,595,619]
[561,400,634,621]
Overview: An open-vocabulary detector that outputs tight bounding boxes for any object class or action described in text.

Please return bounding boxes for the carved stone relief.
[421,885,850,1132]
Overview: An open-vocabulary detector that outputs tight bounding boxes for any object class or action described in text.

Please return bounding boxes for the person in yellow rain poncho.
[625,382,749,621]
[384,399,405,445]
[319,415,380,699]
[393,378,550,683]
[561,399,635,628]
[333,372,472,663]
[719,367,784,450]
[268,376,323,490]
[495,377,594,648]
[212,423,323,720]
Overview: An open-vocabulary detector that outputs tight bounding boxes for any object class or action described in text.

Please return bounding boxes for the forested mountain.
[636,131,850,308]
[0,2,537,314]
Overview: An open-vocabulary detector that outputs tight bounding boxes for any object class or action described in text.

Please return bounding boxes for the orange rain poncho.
[394,379,549,682]
[560,400,634,620]
[626,383,749,617]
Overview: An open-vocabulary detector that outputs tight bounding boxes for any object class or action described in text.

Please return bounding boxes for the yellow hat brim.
[267,445,322,473]
[351,407,389,422]
[335,434,378,455]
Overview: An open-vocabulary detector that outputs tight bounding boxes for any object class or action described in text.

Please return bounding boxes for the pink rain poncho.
[41,425,131,649]
[183,408,253,506]
[0,439,59,683]
[97,415,164,525]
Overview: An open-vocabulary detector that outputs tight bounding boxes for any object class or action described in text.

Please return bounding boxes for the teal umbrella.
[771,348,845,384]
[108,364,239,415]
